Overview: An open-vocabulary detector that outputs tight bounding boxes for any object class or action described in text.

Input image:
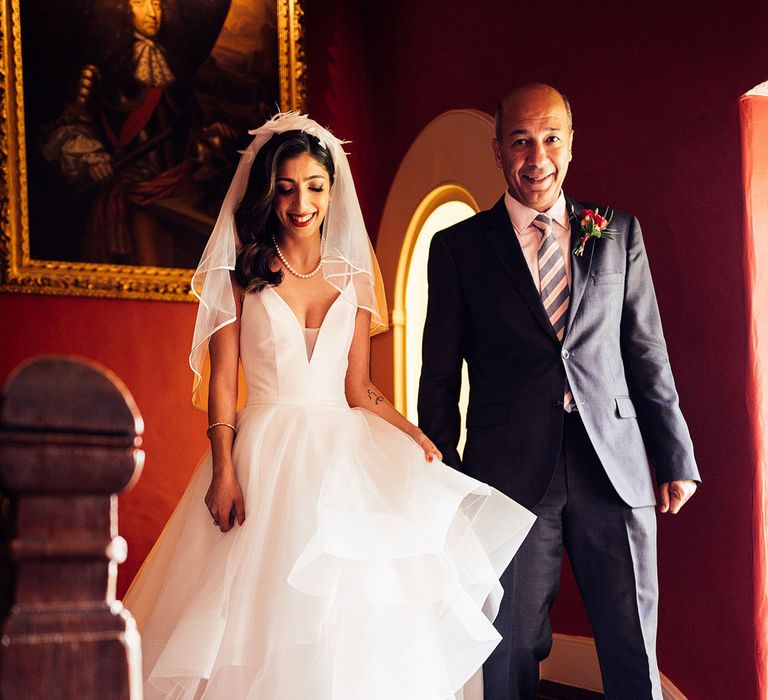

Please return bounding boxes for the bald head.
[491,82,574,211]
[495,83,572,142]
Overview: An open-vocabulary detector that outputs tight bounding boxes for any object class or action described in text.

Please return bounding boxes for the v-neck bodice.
[239,284,356,406]
[302,327,321,361]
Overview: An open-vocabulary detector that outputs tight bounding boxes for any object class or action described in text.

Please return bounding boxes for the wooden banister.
[0,356,144,699]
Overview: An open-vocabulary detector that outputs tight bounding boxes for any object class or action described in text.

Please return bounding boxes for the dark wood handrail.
[0,356,144,699]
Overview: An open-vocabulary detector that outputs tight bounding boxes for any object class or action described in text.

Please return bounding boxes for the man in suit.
[417,83,700,699]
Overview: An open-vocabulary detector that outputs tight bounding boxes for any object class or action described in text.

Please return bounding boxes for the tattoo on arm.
[367,388,385,406]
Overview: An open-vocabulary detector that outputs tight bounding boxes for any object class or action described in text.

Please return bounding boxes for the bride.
[123,112,535,700]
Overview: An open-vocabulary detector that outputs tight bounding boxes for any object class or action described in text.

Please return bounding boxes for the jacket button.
[561,349,570,359]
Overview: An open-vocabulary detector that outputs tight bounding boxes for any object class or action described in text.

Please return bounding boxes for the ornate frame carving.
[0,0,306,301]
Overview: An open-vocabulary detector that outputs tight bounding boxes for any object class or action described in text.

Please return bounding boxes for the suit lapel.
[483,198,558,343]
[565,196,595,336]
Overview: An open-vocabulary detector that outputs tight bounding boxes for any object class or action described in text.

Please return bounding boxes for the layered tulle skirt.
[124,401,535,699]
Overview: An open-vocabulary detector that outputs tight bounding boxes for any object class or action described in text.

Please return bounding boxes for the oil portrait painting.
[0,0,305,298]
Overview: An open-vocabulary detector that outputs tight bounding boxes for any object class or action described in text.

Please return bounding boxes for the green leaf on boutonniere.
[573,207,615,256]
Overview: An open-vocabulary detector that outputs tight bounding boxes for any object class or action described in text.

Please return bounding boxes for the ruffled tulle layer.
[124,403,535,700]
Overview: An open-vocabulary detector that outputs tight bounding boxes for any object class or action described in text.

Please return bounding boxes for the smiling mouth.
[522,173,553,184]
[289,213,316,227]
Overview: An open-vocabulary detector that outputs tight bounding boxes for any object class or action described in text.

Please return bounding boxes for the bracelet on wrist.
[207,421,237,440]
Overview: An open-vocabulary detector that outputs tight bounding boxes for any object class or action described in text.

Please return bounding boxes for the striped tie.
[533,213,575,411]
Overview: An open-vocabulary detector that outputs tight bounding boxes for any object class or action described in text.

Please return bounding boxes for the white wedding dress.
[124,283,535,700]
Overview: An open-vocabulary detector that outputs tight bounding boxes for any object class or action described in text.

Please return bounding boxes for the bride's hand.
[205,468,246,533]
[415,432,442,463]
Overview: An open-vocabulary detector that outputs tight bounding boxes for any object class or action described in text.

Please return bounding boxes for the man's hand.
[89,161,113,183]
[658,480,697,514]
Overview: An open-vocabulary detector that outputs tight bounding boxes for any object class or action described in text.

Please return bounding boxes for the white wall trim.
[541,633,687,699]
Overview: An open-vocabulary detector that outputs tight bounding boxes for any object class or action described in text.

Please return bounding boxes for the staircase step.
[537,679,605,699]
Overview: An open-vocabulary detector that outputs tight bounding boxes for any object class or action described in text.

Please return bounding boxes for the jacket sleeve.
[417,232,467,469]
[620,216,700,485]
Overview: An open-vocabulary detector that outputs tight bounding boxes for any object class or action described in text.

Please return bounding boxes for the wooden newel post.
[0,357,145,699]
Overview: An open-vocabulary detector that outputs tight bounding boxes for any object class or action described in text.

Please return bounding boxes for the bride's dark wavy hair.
[234,131,335,292]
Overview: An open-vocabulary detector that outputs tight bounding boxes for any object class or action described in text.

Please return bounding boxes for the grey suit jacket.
[418,196,700,508]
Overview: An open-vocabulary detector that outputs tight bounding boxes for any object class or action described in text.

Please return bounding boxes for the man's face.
[131,0,162,37]
[492,86,573,212]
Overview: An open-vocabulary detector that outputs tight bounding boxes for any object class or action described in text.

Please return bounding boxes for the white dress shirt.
[503,190,572,291]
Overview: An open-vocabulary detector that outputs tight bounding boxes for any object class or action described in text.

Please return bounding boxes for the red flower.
[572,207,614,257]
[580,209,608,230]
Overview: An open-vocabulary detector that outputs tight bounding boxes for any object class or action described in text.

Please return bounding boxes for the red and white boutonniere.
[572,208,614,257]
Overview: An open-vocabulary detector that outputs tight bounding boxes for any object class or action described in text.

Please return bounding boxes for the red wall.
[1,1,765,697]
[0,294,208,595]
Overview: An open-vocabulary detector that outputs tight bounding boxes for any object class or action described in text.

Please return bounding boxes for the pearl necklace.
[272,233,323,279]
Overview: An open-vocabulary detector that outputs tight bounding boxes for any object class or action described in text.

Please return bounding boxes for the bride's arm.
[345,308,442,462]
[205,284,245,533]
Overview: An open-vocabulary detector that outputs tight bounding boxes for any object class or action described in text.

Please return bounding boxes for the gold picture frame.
[0,0,306,301]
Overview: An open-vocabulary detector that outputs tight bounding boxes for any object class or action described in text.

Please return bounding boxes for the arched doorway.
[394,187,476,451]
[373,109,503,422]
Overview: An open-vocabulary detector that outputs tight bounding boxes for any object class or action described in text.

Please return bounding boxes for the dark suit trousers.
[483,412,662,700]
